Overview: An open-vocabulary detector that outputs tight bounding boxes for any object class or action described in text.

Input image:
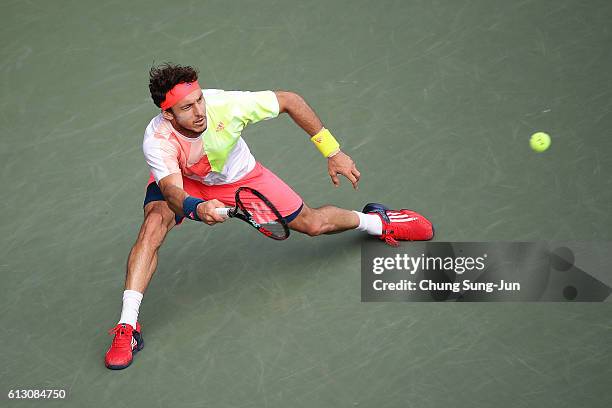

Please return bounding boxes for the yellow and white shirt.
[143,89,279,185]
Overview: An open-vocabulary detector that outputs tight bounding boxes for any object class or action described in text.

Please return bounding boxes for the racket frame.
[216,186,290,240]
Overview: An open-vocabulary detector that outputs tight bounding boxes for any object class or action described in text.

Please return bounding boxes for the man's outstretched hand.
[327,151,360,189]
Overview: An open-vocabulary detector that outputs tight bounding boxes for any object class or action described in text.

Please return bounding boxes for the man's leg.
[118,200,177,328]
[105,199,176,370]
[288,203,360,236]
[125,200,177,293]
[288,202,434,245]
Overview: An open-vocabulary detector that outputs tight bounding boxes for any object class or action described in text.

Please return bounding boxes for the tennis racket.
[214,186,290,240]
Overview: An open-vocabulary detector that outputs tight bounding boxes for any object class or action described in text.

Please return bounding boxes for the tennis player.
[105,63,434,369]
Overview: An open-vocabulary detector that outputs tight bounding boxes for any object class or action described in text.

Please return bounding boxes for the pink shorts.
[145,162,303,223]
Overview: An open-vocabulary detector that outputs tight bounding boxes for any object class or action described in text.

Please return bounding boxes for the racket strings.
[236,190,288,240]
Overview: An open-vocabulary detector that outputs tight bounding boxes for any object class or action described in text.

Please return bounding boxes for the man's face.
[164,88,207,134]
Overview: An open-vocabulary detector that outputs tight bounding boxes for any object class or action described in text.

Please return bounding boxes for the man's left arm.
[274,90,361,189]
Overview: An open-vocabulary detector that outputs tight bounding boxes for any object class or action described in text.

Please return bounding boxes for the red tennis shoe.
[363,203,434,246]
[105,322,144,370]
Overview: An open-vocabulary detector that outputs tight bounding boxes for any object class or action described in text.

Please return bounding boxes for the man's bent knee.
[288,205,325,237]
[303,222,325,237]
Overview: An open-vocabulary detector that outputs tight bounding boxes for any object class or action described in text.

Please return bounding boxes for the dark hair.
[148,63,199,109]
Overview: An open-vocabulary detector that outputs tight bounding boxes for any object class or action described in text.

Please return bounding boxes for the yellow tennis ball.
[530,132,551,153]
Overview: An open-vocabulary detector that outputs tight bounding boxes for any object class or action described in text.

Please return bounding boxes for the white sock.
[118,290,143,329]
[353,211,383,236]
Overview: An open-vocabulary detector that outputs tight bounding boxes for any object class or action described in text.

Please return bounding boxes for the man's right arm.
[158,173,226,225]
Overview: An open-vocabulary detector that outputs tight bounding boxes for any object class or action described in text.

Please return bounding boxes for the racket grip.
[214,207,231,219]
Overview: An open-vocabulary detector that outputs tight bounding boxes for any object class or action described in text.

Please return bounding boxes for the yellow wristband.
[311,128,340,158]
